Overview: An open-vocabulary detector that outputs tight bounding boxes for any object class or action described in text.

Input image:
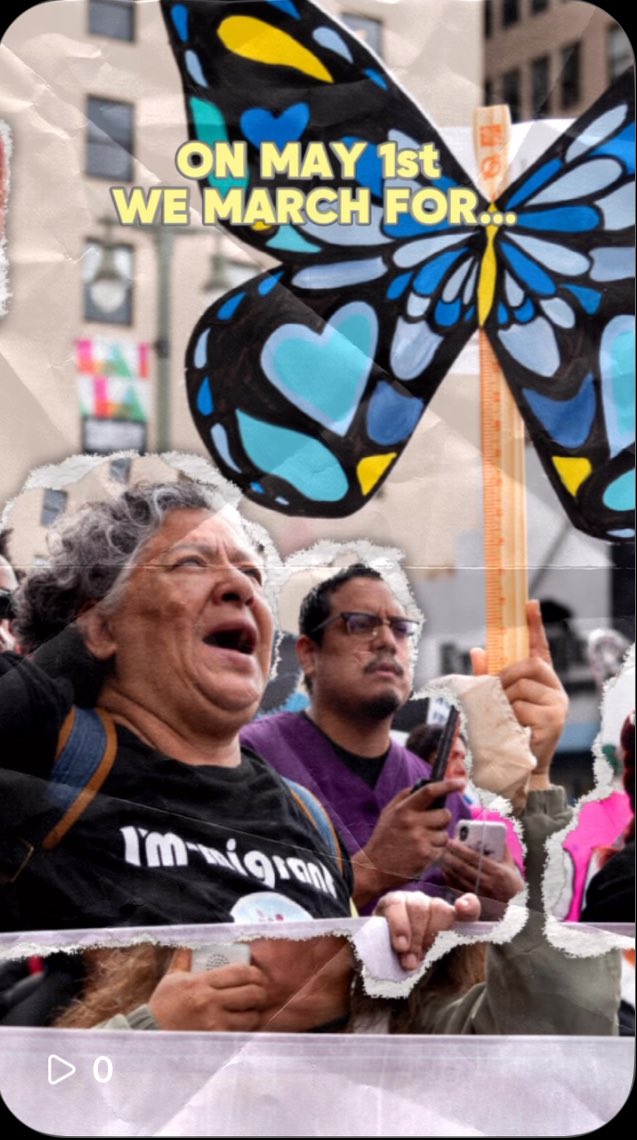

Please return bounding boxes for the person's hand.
[248,934,354,1032]
[351,778,465,908]
[471,599,568,777]
[147,947,268,1031]
[374,890,481,971]
[440,838,524,904]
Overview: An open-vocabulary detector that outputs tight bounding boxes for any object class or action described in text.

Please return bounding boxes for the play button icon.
[48,1054,76,1085]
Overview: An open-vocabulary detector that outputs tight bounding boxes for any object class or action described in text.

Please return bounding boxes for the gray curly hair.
[13,481,219,650]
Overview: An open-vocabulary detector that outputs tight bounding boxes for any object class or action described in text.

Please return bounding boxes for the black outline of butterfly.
[159,0,635,542]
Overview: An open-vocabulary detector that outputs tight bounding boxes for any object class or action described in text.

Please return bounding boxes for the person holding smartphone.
[242,564,471,912]
[406,716,526,910]
[348,703,622,1037]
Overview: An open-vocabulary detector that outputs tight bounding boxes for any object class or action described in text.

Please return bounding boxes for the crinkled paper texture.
[0,0,634,1136]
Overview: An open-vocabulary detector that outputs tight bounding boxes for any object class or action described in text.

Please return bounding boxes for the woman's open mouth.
[202,622,257,655]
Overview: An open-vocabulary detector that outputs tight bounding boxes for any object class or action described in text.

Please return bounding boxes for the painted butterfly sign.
[160,0,635,541]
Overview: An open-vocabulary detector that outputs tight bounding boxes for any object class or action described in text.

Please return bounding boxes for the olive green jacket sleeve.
[97,1004,159,1030]
[412,788,621,1036]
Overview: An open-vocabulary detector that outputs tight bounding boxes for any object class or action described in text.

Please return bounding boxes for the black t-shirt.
[0,656,353,931]
[580,839,635,923]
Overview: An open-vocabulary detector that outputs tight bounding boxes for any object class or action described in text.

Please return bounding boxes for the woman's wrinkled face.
[98,509,274,737]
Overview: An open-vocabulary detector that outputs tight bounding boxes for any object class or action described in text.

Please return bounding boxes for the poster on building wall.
[0,1,634,1136]
[76,337,150,452]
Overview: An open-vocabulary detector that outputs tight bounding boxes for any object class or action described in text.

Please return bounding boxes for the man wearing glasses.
[241,564,472,911]
[243,563,569,912]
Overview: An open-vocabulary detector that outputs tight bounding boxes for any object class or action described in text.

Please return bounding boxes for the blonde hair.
[54,945,174,1029]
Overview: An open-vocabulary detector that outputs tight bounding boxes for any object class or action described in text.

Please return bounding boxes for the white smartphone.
[190,943,251,973]
[455,820,507,862]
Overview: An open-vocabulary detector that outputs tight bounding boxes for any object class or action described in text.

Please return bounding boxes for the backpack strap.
[1,707,117,884]
[4,714,345,894]
[43,707,118,849]
[284,777,344,875]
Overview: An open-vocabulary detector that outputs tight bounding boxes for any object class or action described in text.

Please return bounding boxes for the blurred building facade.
[483,0,632,122]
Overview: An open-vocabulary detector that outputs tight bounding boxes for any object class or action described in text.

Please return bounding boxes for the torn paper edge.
[0,119,11,317]
[0,918,504,1000]
[543,644,635,957]
[352,903,529,1000]
[2,452,633,993]
[0,451,495,1001]
[3,449,429,689]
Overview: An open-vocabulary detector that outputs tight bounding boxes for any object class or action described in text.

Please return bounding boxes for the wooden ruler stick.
[474,105,529,672]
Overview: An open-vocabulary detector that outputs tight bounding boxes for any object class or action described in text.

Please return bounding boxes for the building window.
[86,96,134,180]
[40,489,68,528]
[83,239,134,325]
[88,0,135,41]
[340,13,383,58]
[560,42,581,109]
[607,25,633,81]
[440,643,472,675]
[530,0,549,13]
[502,68,521,122]
[502,0,519,27]
[484,0,492,38]
[531,55,551,117]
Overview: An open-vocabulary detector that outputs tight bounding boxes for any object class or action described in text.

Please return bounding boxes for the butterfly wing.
[162,0,633,537]
[486,69,635,541]
[162,0,487,514]
[160,0,482,262]
[187,247,484,515]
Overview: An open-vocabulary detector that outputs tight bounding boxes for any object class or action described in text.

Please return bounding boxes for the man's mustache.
[363,655,406,678]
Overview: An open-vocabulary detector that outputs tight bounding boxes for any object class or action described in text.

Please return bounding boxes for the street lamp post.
[88,219,248,452]
[153,223,175,454]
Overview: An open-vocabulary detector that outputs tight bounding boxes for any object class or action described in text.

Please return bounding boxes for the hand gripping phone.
[411,705,460,807]
[454,820,507,862]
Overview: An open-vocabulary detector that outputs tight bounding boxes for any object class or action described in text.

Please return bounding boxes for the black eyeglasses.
[312,611,420,640]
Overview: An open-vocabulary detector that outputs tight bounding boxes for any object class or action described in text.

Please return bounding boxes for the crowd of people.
[0,480,632,1038]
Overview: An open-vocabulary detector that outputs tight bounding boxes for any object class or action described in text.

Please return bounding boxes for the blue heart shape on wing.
[241,102,310,150]
[600,314,635,458]
[261,302,378,435]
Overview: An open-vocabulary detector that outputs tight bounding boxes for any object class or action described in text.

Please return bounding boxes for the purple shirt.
[241,712,471,911]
